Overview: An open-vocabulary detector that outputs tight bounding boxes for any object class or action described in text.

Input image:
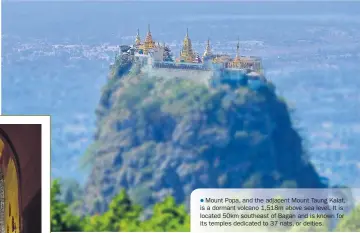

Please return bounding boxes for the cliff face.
[81,60,324,215]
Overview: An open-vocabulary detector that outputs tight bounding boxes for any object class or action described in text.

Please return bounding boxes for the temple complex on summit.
[117,25,264,77]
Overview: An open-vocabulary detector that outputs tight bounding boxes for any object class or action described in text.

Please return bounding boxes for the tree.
[82,215,109,232]
[163,46,174,62]
[59,178,83,205]
[141,196,190,232]
[84,189,142,231]
[335,204,360,231]
[51,180,83,232]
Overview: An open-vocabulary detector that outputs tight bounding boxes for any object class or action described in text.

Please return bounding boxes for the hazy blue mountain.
[2,1,360,186]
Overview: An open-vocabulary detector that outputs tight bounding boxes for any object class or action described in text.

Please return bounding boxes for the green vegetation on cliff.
[51,180,83,232]
[78,59,324,216]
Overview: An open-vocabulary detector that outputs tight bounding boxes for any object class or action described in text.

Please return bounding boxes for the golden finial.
[148,24,151,34]
[186,28,189,38]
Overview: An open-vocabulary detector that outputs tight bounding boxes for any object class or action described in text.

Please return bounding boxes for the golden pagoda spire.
[145,24,153,42]
[203,38,212,57]
[144,24,155,54]
[180,28,195,62]
[183,28,191,45]
[135,28,141,45]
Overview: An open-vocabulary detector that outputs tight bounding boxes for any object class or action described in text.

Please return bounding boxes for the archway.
[0,130,22,233]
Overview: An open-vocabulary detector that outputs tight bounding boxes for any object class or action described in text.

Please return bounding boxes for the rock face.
[80,60,325,215]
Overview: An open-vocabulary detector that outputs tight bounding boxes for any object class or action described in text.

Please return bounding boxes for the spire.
[234,37,240,62]
[145,24,153,43]
[135,28,141,45]
[236,37,240,58]
[144,24,155,54]
[180,27,195,62]
[183,28,191,44]
[203,37,212,57]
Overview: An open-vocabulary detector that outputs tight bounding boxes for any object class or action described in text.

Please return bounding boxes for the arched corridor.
[0,125,41,233]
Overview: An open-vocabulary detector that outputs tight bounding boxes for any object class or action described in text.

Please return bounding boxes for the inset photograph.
[0,116,50,233]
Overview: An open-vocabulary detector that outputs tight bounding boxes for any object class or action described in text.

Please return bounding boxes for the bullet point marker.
[200,199,204,202]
